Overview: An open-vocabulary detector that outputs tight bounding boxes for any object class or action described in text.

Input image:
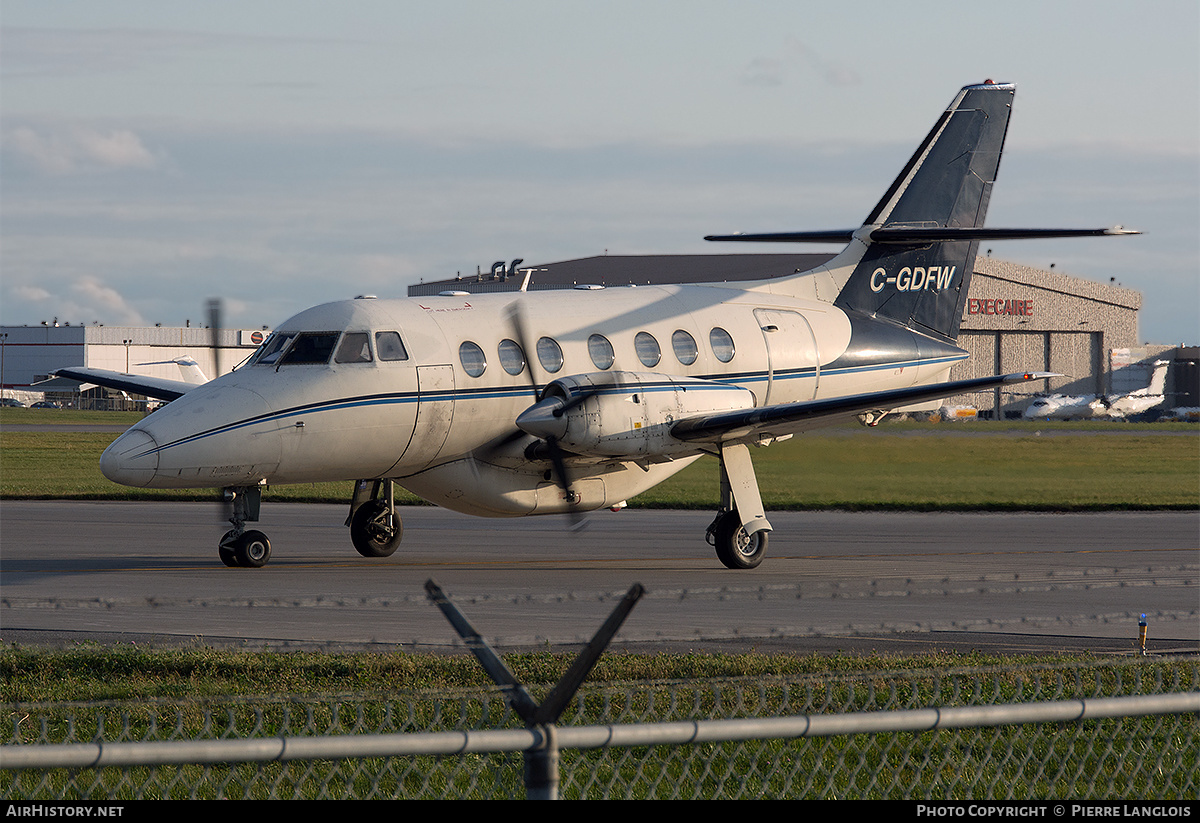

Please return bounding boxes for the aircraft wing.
[671,372,1054,445]
[44,367,198,402]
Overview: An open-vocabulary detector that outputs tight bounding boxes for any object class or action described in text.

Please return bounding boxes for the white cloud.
[70,276,147,325]
[13,285,53,301]
[10,277,146,327]
[5,125,160,174]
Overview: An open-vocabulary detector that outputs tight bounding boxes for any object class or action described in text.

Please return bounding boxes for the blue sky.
[2,1,1197,344]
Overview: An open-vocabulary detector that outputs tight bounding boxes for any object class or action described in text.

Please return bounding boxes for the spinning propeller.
[504,300,597,528]
[204,298,237,527]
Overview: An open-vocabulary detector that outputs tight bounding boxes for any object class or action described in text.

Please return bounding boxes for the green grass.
[0,643,1173,703]
[642,423,1200,510]
[3,411,1197,509]
[4,646,1195,801]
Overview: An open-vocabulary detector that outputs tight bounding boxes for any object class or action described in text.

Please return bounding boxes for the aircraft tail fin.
[831,80,1014,340]
[706,81,1138,342]
[1145,360,1170,396]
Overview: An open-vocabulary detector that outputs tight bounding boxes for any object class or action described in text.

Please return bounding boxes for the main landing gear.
[707,509,770,570]
[706,442,772,570]
[346,479,403,558]
[217,480,404,568]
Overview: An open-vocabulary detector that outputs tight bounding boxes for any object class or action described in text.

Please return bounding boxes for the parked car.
[31,400,61,409]
[0,398,25,408]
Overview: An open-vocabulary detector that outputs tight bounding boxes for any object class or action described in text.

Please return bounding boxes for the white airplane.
[65,81,1138,569]
[1022,360,1169,421]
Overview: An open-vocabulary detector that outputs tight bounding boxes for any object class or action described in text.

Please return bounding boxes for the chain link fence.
[4,658,1197,799]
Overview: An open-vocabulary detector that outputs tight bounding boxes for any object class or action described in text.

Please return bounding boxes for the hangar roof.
[409,253,1143,309]
[408,253,837,295]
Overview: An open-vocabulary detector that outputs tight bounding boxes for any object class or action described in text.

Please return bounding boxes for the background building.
[410,253,1195,418]
[0,323,268,409]
[2,254,1193,417]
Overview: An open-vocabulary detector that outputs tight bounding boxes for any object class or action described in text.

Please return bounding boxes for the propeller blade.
[207,298,222,378]
[544,435,586,530]
[504,298,587,529]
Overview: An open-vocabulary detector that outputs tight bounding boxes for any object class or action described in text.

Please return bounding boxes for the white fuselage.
[100,282,965,515]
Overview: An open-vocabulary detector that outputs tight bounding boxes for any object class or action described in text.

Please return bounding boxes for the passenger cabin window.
[334,332,372,364]
[498,339,525,375]
[278,332,339,365]
[672,329,698,365]
[536,337,564,373]
[709,327,735,363]
[634,331,660,368]
[588,334,615,370]
[459,341,486,377]
[375,331,408,361]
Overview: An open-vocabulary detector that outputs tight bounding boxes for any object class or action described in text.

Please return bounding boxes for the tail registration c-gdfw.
[75,81,1137,569]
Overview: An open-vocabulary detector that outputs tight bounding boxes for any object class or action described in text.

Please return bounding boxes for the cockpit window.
[252,332,298,366]
[375,331,409,361]
[278,332,340,365]
[334,332,373,364]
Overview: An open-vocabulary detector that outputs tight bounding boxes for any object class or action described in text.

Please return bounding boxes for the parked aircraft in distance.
[55,81,1137,569]
[140,356,209,385]
[1023,360,1169,420]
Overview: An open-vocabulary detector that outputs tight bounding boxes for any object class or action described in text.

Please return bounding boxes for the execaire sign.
[967,298,1034,316]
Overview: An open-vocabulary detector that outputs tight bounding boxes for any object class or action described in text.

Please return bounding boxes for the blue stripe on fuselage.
[132,354,965,460]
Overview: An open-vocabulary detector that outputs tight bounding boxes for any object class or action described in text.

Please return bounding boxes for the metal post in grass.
[425,578,645,800]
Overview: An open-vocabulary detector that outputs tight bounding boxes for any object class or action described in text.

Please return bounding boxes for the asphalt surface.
[2,501,1196,657]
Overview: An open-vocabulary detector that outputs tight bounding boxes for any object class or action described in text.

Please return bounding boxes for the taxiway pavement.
[1,501,1196,656]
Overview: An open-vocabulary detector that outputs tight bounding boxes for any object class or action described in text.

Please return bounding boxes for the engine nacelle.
[516,371,755,459]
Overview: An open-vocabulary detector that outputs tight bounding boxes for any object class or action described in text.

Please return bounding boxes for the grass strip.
[3,417,1196,509]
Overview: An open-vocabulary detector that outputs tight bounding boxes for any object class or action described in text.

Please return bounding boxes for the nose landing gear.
[218,486,271,568]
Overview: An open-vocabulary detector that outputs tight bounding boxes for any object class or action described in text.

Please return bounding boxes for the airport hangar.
[2,254,1195,417]
[410,252,1195,418]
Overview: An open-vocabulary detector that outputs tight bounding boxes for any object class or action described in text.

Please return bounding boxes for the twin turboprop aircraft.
[65,81,1137,569]
[1023,360,1169,420]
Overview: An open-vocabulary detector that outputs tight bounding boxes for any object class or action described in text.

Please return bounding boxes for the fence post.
[425,579,644,799]
[524,724,558,801]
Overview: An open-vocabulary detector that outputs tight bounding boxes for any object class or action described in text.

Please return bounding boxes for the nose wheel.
[218,486,271,568]
[219,529,272,568]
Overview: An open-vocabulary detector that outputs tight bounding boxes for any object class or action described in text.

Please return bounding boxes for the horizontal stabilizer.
[705,227,1139,244]
[704,230,856,244]
[869,226,1140,243]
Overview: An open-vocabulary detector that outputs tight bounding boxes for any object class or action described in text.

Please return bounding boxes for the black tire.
[713,511,768,570]
[234,530,271,568]
[350,500,403,558]
[218,530,240,567]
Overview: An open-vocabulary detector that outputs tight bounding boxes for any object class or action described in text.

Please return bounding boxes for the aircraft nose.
[100,428,159,487]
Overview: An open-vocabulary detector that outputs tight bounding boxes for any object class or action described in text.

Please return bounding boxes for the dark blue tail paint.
[706,81,1137,345]
[833,81,1014,341]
